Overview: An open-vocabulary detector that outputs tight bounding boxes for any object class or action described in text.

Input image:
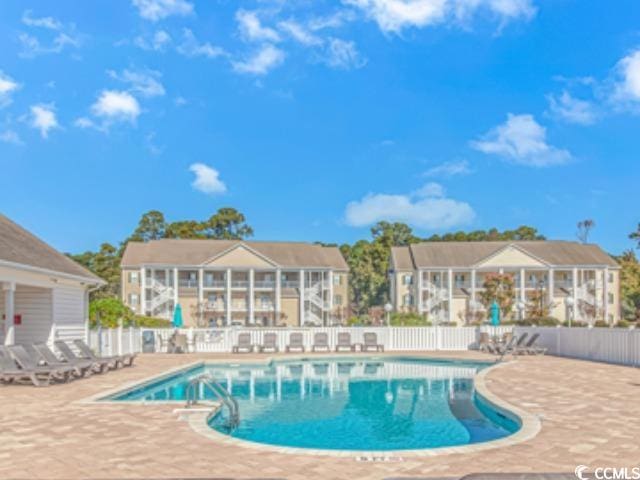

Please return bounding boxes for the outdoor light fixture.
[384,303,392,326]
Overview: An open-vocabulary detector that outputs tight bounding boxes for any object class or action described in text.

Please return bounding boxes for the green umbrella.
[172,304,184,328]
[490,301,501,326]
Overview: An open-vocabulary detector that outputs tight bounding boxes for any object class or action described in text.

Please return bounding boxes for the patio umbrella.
[490,301,500,326]
[172,304,184,328]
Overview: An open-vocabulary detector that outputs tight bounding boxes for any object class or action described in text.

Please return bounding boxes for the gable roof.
[391,241,618,270]
[0,214,103,282]
[121,239,349,270]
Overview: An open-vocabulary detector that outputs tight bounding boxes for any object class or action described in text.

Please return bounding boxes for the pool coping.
[83,354,542,457]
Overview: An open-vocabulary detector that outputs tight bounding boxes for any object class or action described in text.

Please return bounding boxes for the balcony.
[231,280,249,288]
[281,280,299,288]
[231,302,248,311]
[203,279,226,288]
[204,302,225,311]
[178,279,198,288]
[255,303,275,311]
[254,280,275,288]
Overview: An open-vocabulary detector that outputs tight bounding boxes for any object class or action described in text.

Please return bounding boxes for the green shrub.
[593,320,609,328]
[389,312,431,326]
[89,297,134,328]
[133,315,172,328]
[614,319,631,328]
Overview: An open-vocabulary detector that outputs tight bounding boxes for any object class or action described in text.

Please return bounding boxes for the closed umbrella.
[490,301,500,326]
[172,304,184,328]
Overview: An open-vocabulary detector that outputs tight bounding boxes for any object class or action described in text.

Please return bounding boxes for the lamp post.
[517,301,526,321]
[384,303,393,326]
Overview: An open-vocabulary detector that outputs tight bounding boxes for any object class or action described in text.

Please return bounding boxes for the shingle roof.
[391,241,618,270]
[0,214,103,282]
[121,239,349,270]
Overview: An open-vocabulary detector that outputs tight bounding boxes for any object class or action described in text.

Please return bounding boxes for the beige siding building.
[389,241,620,325]
[121,239,349,327]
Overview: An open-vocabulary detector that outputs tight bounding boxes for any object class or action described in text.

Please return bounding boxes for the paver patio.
[0,352,638,480]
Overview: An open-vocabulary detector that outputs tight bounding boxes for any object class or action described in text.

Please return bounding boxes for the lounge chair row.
[232,331,385,354]
[0,339,136,387]
[479,332,547,356]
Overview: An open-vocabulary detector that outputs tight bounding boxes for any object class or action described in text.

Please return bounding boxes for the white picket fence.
[87,325,640,368]
[514,326,640,367]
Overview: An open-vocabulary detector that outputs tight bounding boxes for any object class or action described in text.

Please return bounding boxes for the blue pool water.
[107,357,519,451]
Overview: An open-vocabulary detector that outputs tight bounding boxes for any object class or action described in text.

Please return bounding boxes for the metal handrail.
[186,374,240,428]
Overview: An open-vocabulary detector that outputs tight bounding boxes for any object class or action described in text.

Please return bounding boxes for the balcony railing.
[205,302,225,311]
[254,280,275,288]
[281,280,299,288]
[178,279,198,288]
[203,279,226,288]
[255,303,275,311]
[231,280,249,288]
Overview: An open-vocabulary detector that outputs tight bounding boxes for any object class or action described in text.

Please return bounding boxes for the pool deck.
[1,351,639,479]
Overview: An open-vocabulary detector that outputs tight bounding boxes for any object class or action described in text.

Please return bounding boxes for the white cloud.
[609,47,640,111]
[278,20,323,46]
[177,29,226,58]
[22,10,62,30]
[18,11,81,58]
[189,163,227,195]
[471,113,571,167]
[74,117,95,129]
[108,69,165,98]
[345,182,475,229]
[0,130,23,145]
[29,104,58,138]
[423,159,472,177]
[232,44,285,75]
[343,0,535,34]
[324,38,367,69]
[547,90,597,125]
[134,30,171,51]
[0,71,20,108]
[236,10,281,43]
[90,90,141,123]
[132,0,193,21]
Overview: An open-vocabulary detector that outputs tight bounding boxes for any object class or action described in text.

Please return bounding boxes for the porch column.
[328,270,334,321]
[603,267,609,323]
[548,268,554,309]
[417,269,424,314]
[173,267,179,307]
[248,269,255,324]
[572,267,579,321]
[447,268,453,324]
[299,269,305,326]
[3,282,16,345]
[139,267,146,315]
[225,268,232,325]
[198,268,204,326]
[519,269,526,320]
[275,269,281,324]
[470,269,477,319]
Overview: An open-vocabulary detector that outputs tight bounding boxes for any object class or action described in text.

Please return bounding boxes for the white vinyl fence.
[514,326,640,367]
[87,325,640,367]
[88,325,512,356]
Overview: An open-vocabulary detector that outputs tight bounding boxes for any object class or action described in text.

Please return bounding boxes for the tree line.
[70,208,640,324]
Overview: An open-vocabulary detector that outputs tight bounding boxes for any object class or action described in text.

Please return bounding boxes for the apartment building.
[121,239,349,327]
[389,241,620,325]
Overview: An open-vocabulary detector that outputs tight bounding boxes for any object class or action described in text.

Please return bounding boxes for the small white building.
[0,214,104,346]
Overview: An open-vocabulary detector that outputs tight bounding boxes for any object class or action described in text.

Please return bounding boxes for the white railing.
[88,327,141,357]
[514,326,640,367]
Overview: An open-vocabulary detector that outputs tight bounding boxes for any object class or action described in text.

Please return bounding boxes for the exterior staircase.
[146,278,174,318]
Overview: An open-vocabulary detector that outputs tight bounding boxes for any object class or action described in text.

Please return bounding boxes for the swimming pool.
[106,356,520,451]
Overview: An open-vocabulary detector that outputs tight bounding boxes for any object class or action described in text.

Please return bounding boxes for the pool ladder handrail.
[185,374,240,428]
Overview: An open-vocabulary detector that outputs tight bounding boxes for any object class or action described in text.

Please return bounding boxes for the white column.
[519,269,526,320]
[3,282,16,346]
[248,269,255,325]
[225,268,232,325]
[198,268,204,327]
[299,269,305,326]
[470,269,477,318]
[328,270,334,319]
[447,268,453,324]
[572,267,579,321]
[603,268,609,323]
[275,269,282,324]
[173,267,179,306]
[548,268,554,309]
[417,269,424,314]
[139,267,146,315]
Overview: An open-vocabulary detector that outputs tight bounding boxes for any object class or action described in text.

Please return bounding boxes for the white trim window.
[402,274,413,286]
[128,271,139,284]
[128,293,139,306]
[334,294,343,306]
[333,274,342,285]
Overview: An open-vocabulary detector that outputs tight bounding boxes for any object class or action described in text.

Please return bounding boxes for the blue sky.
[1,0,639,255]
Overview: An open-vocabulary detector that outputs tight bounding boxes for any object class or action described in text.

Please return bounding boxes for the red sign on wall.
[13,314,21,325]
